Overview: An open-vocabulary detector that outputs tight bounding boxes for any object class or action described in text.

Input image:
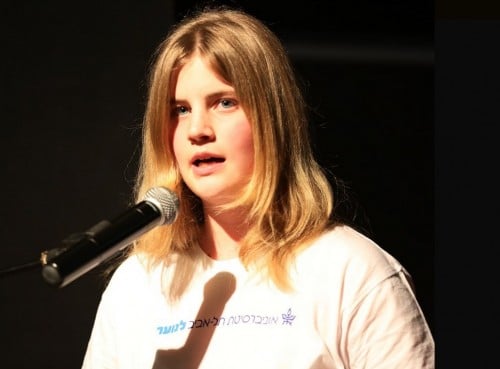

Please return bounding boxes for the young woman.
[82,6,434,369]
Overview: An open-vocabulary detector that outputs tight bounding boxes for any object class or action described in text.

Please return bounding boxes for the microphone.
[41,187,179,288]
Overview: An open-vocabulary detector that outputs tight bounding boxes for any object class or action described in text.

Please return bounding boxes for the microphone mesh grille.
[144,187,179,225]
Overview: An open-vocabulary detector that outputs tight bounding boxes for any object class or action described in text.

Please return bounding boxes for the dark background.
[0,1,434,368]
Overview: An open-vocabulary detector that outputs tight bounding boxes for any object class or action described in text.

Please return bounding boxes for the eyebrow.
[170,90,237,106]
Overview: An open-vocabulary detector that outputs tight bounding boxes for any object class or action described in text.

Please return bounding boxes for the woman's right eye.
[172,105,189,116]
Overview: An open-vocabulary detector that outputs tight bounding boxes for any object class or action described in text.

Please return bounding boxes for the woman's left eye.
[219,99,236,108]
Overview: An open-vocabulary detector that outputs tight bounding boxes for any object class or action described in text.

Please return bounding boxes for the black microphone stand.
[0,248,72,278]
[0,257,42,277]
[0,233,84,279]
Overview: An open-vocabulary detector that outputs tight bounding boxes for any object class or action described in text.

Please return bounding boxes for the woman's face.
[171,55,254,206]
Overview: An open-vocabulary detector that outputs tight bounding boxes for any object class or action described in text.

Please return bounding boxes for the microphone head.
[144,187,179,225]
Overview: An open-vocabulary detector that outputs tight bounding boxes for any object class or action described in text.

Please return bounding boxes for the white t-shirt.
[81,225,434,369]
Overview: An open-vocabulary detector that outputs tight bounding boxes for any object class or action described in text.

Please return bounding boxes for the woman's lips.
[191,156,225,176]
[193,157,225,166]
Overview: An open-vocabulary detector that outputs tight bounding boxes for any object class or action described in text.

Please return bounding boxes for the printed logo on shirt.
[157,307,296,335]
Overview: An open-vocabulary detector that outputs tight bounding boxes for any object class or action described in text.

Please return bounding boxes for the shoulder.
[302,225,400,264]
[293,225,407,292]
[102,253,162,300]
[108,254,149,283]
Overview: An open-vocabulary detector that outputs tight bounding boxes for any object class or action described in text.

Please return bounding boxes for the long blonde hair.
[131,6,334,297]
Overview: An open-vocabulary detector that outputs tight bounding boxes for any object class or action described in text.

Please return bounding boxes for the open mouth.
[193,157,225,166]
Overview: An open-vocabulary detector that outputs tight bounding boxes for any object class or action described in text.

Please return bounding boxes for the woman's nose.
[188,110,214,144]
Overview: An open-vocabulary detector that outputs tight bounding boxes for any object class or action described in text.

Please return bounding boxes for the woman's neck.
[199,207,249,260]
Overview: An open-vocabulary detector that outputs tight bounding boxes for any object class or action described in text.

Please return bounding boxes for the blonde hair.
[131,6,334,297]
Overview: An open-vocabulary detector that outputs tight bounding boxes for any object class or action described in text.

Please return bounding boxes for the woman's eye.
[219,99,236,109]
[173,105,189,116]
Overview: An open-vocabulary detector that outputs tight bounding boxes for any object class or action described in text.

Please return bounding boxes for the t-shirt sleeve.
[341,270,435,369]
